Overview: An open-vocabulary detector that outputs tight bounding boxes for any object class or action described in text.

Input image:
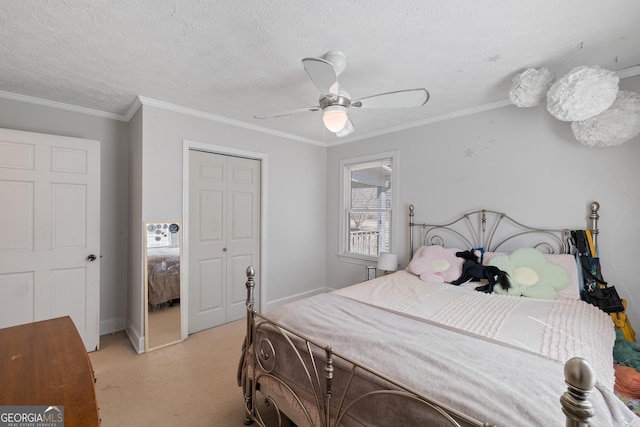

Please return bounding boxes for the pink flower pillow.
[407,246,464,283]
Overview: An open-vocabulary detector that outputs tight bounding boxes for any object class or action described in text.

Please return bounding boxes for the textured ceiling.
[2,1,640,145]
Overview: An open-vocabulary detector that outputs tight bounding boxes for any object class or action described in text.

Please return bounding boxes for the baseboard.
[100,317,126,336]
[125,320,145,354]
[264,286,330,313]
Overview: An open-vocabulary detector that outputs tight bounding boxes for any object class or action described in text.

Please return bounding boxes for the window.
[340,152,398,262]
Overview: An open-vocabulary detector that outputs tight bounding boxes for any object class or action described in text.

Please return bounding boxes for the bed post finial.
[589,201,600,249]
[409,204,415,259]
[560,357,595,427]
[245,266,255,311]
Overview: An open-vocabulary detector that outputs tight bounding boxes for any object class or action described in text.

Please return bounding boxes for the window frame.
[338,150,399,264]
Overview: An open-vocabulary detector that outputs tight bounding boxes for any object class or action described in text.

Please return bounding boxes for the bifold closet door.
[188,150,260,334]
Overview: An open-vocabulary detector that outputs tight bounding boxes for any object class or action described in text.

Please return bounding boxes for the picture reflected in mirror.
[145,221,182,351]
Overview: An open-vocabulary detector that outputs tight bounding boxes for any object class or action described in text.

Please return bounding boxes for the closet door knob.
[222,247,227,252]
[87,254,97,261]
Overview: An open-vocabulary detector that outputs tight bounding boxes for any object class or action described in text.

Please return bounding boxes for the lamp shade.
[571,90,640,147]
[547,65,619,121]
[377,252,398,272]
[508,67,555,108]
[322,105,348,132]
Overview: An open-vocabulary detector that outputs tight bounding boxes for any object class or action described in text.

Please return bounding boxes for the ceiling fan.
[255,50,430,137]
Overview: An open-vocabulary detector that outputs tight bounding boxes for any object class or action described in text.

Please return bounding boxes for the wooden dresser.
[0,316,100,426]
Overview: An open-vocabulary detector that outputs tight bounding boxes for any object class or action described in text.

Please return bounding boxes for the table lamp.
[377,252,398,275]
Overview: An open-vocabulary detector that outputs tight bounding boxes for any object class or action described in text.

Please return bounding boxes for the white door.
[188,150,260,334]
[0,128,100,351]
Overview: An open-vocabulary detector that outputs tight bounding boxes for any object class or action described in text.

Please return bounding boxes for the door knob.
[87,254,97,261]
[222,247,227,252]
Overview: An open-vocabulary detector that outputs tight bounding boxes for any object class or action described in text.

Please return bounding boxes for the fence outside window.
[349,229,380,256]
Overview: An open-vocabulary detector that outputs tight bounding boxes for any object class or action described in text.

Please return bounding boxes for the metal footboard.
[242,267,596,427]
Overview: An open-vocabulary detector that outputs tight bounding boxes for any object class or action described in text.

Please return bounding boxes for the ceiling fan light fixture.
[322,105,348,132]
[261,51,430,138]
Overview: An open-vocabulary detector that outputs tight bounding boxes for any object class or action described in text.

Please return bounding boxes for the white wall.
[326,75,640,329]
[126,108,144,351]
[139,104,328,312]
[0,98,130,335]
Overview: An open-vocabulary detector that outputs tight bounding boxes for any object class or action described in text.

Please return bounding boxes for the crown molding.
[123,96,143,121]
[136,96,325,146]
[329,99,514,147]
[616,64,640,79]
[0,90,130,121]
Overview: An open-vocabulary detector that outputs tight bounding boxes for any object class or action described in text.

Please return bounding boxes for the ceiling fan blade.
[302,57,338,95]
[336,118,355,137]
[254,106,320,119]
[352,88,429,109]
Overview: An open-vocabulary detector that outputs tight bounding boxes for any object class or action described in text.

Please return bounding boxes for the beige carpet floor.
[89,319,281,426]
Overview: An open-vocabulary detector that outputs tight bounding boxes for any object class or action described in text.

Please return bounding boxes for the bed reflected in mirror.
[144,221,182,351]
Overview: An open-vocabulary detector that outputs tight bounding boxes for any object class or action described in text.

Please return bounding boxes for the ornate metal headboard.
[409,202,600,258]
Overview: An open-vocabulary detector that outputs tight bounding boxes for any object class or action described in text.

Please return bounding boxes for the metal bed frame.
[409,201,600,257]
[242,202,602,427]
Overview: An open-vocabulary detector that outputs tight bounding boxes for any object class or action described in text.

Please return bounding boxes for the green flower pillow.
[488,248,570,299]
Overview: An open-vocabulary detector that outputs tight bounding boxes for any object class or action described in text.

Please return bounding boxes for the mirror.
[144,221,182,351]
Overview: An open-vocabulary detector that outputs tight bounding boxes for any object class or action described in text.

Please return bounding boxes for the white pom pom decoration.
[547,65,619,121]
[571,90,640,147]
[509,68,556,108]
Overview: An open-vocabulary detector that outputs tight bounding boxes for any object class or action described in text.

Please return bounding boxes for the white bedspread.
[333,270,616,389]
[265,291,639,426]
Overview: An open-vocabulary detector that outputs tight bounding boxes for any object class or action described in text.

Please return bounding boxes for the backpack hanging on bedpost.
[571,230,636,341]
[571,230,624,313]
